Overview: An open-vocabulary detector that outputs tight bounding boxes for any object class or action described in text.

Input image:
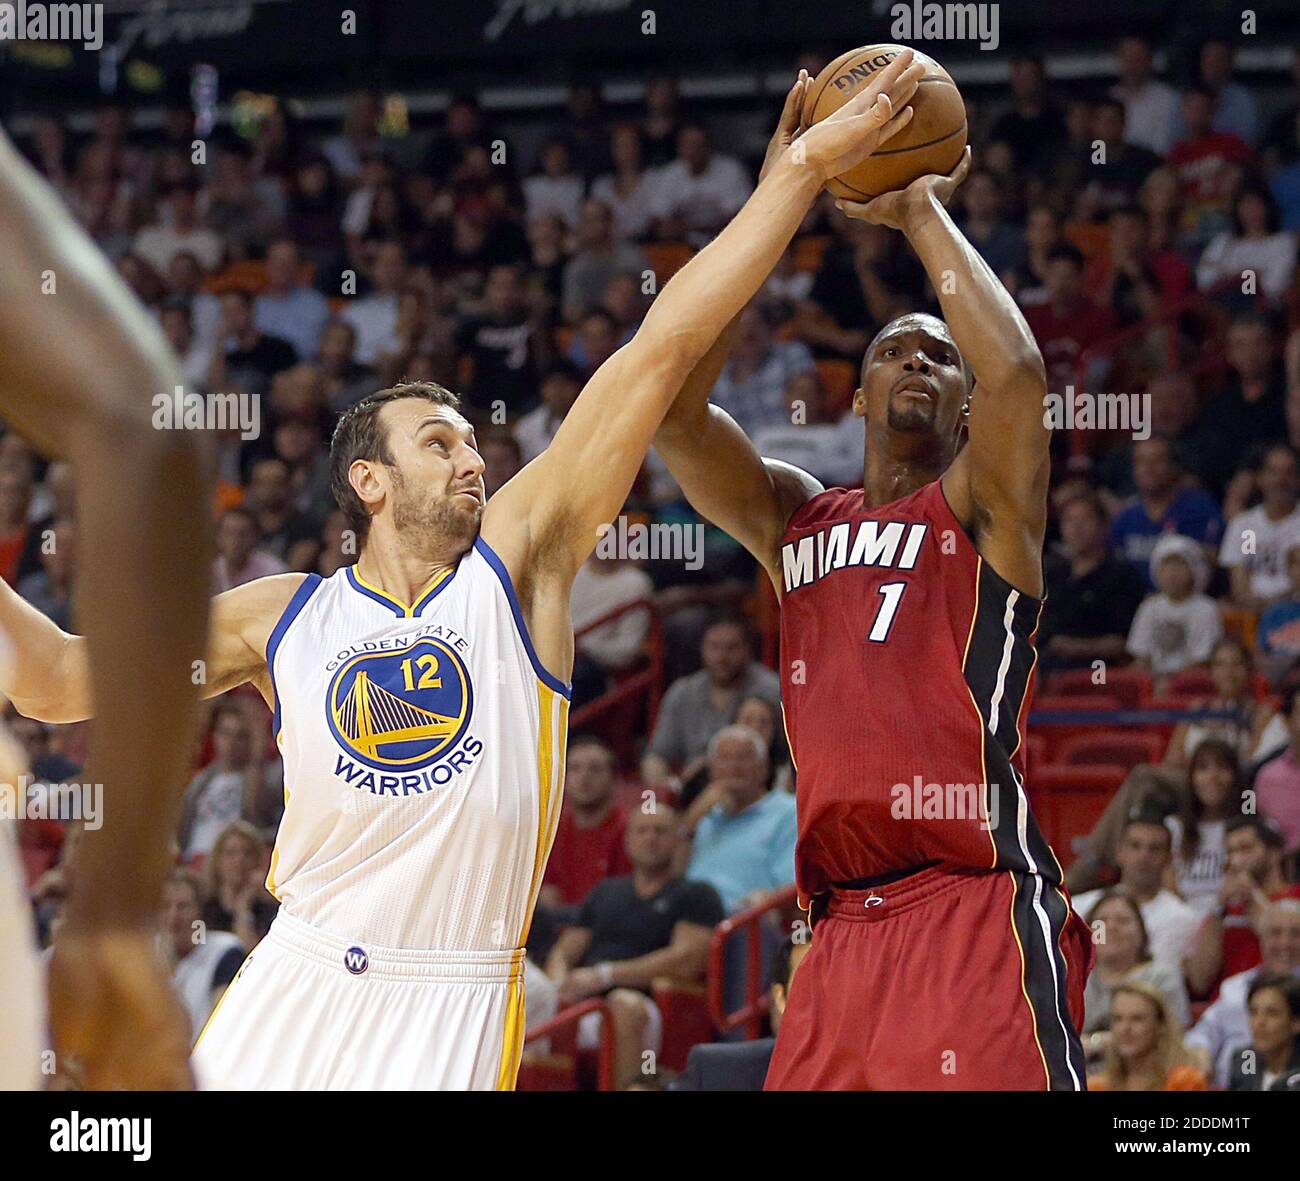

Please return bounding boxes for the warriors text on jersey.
[778,479,1060,902]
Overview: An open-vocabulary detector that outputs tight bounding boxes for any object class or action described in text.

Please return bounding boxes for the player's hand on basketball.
[795,48,925,183]
[835,145,971,231]
[759,70,810,183]
[48,927,196,1090]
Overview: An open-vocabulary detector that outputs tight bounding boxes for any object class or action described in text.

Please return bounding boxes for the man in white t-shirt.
[1220,444,1300,609]
[1111,35,1179,156]
[1073,814,1202,975]
[646,125,753,245]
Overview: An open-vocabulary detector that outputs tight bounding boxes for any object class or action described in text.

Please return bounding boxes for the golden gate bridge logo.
[326,637,472,770]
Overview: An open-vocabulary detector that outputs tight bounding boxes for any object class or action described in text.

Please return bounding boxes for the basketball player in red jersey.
[655,144,1091,1090]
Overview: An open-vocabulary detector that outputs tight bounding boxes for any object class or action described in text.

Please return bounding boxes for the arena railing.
[707,883,800,1040]
[521,996,616,1092]
[568,597,663,736]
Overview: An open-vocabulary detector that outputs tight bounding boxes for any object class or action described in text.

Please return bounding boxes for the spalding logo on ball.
[802,44,967,200]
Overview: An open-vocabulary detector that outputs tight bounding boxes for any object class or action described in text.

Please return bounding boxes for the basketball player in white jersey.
[0,55,928,1089]
[0,127,211,1090]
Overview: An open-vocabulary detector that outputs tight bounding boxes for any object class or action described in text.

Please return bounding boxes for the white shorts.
[192,909,526,1091]
[0,827,42,1090]
[577,991,663,1055]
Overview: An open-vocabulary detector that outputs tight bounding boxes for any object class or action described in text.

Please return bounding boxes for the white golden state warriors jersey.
[264,537,570,951]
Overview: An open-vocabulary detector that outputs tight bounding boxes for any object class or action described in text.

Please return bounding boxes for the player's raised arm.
[654,81,828,584]
[483,52,926,580]
[839,147,1051,596]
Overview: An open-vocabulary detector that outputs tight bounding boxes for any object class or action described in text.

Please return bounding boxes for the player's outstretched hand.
[48,928,196,1090]
[759,70,809,183]
[835,145,972,232]
[794,49,925,184]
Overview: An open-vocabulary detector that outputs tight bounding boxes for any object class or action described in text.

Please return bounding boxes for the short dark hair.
[1225,814,1284,850]
[1246,972,1300,1016]
[328,381,461,546]
[1121,809,1172,848]
[567,733,616,768]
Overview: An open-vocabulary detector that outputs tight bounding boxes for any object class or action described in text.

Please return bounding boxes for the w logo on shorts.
[344,946,370,975]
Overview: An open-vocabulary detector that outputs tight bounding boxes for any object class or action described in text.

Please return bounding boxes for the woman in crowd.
[1088,981,1209,1091]
[201,821,279,949]
[735,694,793,794]
[1166,738,1243,916]
[1196,185,1297,305]
[1228,974,1300,1091]
[1083,892,1189,1034]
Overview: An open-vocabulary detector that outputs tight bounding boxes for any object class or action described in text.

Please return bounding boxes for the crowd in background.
[6,32,1300,1089]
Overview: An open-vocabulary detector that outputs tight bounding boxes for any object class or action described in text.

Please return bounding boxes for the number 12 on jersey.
[867,582,907,643]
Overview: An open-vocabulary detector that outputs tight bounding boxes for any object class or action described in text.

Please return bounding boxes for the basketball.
[802,44,967,200]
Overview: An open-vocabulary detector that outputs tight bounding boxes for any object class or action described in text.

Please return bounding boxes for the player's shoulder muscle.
[209,573,310,689]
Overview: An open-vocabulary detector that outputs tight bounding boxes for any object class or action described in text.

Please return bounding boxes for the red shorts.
[765,864,1093,1090]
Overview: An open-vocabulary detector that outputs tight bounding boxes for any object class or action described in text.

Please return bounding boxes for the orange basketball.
[802,44,967,200]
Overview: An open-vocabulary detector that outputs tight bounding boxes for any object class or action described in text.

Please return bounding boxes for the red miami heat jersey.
[778,479,1062,903]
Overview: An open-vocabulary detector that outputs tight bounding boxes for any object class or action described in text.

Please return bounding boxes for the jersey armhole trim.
[472,537,573,700]
[266,572,324,740]
[935,476,1046,605]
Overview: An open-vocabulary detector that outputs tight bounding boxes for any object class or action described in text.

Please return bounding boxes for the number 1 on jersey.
[868,582,907,643]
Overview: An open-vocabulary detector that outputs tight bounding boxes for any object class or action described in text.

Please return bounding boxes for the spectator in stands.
[683,725,797,914]
[1220,443,1300,610]
[1096,372,1201,498]
[164,250,222,356]
[1107,436,1223,585]
[1259,542,1300,679]
[642,615,780,783]
[1186,898,1300,1086]
[160,299,210,392]
[988,54,1064,174]
[1072,813,1201,974]
[1023,243,1118,397]
[1163,638,1283,771]
[561,199,648,325]
[212,506,288,594]
[1040,492,1145,670]
[591,125,657,241]
[735,695,794,794]
[545,803,724,1089]
[539,736,633,912]
[424,93,493,178]
[339,239,406,369]
[570,550,654,697]
[317,319,378,412]
[208,289,298,400]
[458,263,543,417]
[1086,205,1191,326]
[1137,165,1186,258]
[568,307,623,379]
[201,821,278,947]
[640,76,682,168]
[1085,99,1163,215]
[955,169,1025,277]
[1197,186,1297,306]
[286,153,346,272]
[134,178,223,275]
[1083,891,1190,1033]
[1087,980,1208,1090]
[17,519,74,631]
[1004,205,1061,307]
[8,715,81,784]
[669,932,809,1090]
[1227,974,1300,1091]
[1168,85,1254,246]
[162,869,246,1043]
[177,701,279,862]
[322,90,381,184]
[1173,38,1262,149]
[523,138,585,230]
[255,239,331,361]
[480,431,523,500]
[242,457,322,568]
[1167,737,1242,917]
[1112,35,1178,156]
[646,123,752,246]
[1253,685,1300,857]
[514,361,581,463]
[203,139,285,261]
[1186,816,1300,998]
[750,370,862,489]
[707,302,815,436]
[1126,534,1221,685]
[0,465,39,588]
